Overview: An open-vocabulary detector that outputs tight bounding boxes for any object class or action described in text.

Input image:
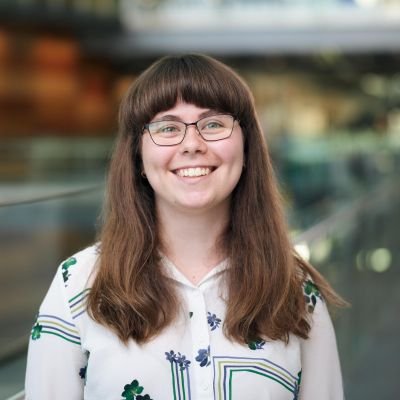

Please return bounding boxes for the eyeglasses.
[143,114,237,146]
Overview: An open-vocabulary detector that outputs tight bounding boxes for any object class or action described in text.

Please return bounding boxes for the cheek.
[231,140,245,183]
[223,137,244,168]
[141,140,174,176]
[142,154,161,176]
[141,137,159,171]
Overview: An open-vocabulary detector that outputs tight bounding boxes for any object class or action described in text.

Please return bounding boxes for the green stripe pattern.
[68,288,91,319]
[31,314,81,345]
[213,356,298,400]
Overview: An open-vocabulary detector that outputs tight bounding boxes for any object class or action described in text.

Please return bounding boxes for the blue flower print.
[165,350,191,371]
[79,366,87,379]
[79,350,90,385]
[165,350,177,363]
[176,353,191,371]
[207,312,221,331]
[195,346,211,367]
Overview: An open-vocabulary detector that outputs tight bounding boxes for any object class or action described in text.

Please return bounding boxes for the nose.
[180,124,207,154]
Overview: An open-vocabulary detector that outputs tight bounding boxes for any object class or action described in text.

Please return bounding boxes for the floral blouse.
[25,244,343,400]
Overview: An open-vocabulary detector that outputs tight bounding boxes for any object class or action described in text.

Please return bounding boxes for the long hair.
[87,54,345,344]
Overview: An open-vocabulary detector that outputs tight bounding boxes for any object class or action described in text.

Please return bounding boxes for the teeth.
[176,167,212,177]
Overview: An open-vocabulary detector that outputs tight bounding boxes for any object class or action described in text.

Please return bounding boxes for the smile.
[175,167,214,177]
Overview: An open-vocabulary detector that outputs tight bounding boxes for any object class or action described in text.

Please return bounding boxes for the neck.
[157,203,229,283]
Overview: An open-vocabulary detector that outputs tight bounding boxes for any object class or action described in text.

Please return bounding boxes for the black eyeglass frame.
[142,114,238,147]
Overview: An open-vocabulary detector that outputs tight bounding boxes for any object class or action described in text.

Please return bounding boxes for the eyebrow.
[152,109,216,122]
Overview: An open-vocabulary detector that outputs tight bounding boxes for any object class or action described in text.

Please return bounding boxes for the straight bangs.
[125,54,253,136]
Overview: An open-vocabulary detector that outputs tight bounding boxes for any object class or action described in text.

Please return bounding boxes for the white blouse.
[25,244,344,400]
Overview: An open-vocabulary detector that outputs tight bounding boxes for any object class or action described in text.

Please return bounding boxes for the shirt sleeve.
[298,295,344,400]
[25,262,87,400]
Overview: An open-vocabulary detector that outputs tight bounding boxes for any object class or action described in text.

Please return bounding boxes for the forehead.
[151,101,212,121]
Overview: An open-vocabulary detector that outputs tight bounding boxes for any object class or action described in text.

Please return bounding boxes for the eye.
[151,121,183,135]
[205,121,223,129]
[160,125,179,133]
[199,117,228,131]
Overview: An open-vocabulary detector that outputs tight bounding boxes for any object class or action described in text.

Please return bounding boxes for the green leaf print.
[62,257,77,283]
[31,322,43,340]
[303,279,322,313]
[247,338,266,350]
[304,280,320,296]
[121,380,144,400]
[293,370,302,399]
[137,395,153,400]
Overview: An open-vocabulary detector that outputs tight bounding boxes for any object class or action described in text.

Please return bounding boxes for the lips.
[174,167,215,177]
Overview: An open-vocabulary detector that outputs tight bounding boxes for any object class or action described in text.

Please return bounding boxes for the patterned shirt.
[25,244,343,400]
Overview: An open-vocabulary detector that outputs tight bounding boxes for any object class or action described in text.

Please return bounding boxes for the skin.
[141,101,244,284]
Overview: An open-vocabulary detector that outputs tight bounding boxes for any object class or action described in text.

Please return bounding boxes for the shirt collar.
[160,255,228,289]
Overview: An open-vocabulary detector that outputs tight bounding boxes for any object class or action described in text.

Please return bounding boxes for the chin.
[176,196,230,214]
[178,201,213,212]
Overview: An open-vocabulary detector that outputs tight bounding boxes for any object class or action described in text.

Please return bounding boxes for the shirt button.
[202,382,209,391]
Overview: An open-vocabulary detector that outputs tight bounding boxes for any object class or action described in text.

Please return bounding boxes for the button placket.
[189,287,213,398]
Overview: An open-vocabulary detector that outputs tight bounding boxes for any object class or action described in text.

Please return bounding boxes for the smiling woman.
[25,54,346,400]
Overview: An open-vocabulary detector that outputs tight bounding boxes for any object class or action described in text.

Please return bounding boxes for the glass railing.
[294,177,400,400]
[273,132,400,232]
[0,184,104,399]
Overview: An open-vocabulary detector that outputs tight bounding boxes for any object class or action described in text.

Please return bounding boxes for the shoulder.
[294,255,327,314]
[298,278,343,398]
[302,277,324,314]
[58,243,100,298]
[30,244,100,345]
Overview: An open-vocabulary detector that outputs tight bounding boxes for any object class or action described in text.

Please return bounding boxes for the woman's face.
[141,101,244,216]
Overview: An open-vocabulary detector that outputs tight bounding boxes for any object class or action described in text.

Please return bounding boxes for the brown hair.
[87,54,345,344]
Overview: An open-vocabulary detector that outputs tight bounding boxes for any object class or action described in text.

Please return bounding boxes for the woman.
[26,54,345,400]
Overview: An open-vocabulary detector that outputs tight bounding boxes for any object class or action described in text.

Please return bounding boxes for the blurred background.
[0,0,399,399]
